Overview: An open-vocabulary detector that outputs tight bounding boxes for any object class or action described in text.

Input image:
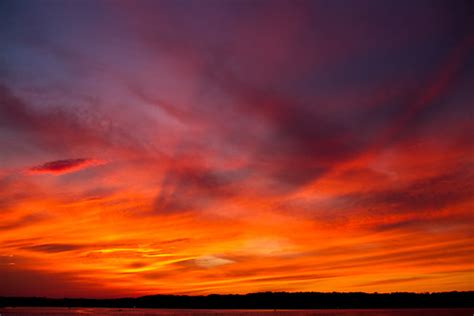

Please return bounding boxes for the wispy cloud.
[27,158,104,175]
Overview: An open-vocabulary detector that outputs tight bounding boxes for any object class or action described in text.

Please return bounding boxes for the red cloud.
[27,158,103,175]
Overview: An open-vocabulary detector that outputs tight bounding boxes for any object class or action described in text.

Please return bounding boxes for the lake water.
[0,308,472,316]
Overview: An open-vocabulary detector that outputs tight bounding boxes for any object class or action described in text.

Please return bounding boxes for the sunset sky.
[0,0,473,298]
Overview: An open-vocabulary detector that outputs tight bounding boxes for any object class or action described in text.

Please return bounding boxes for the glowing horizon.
[0,0,473,298]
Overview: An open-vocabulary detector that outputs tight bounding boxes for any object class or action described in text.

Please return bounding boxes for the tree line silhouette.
[1,291,473,309]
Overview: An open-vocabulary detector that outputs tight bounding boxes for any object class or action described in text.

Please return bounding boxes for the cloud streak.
[27,158,103,175]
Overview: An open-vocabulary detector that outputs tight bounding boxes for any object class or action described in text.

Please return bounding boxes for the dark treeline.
[1,291,473,309]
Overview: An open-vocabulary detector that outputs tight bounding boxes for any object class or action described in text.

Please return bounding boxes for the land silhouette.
[1,291,473,309]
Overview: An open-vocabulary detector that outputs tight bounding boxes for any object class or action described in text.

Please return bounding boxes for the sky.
[0,0,473,298]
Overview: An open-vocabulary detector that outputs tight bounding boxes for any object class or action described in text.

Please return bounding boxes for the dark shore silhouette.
[1,291,473,309]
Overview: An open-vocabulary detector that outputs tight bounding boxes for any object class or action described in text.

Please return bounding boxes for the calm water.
[0,308,472,316]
